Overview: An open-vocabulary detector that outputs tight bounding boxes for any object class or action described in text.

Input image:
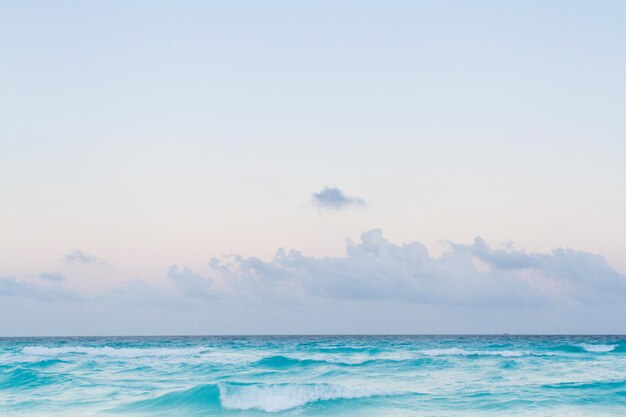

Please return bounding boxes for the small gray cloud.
[65,249,109,266]
[38,272,65,282]
[0,276,77,302]
[312,187,365,210]
[167,265,216,299]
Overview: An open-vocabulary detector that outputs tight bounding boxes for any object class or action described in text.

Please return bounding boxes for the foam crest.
[286,351,415,365]
[420,348,527,357]
[199,350,266,364]
[22,345,205,358]
[580,343,616,353]
[218,382,395,412]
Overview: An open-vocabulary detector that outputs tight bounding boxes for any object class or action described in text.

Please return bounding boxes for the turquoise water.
[1,336,625,416]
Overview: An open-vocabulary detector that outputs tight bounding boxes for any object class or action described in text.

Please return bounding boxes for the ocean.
[1,335,625,416]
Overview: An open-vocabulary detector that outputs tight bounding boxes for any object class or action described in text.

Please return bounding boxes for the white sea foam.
[419,348,528,357]
[286,351,415,365]
[22,346,205,358]
[580,343,616,353]
[218,382,396,412]
[199,350,267,365]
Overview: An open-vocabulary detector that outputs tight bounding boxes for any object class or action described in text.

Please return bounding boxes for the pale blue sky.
[1,1,625,335]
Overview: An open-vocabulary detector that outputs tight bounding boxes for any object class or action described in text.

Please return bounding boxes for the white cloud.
[209,229,545,306]
[454,237,626,304]
[4,231,626,335]
[167,265,217,300]
[199,230,626,308]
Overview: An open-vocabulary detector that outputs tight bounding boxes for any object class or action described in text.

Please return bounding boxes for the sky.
[1,1,626,335]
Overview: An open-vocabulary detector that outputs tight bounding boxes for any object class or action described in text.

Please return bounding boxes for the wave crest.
[254,355,325,368]
[0,367,64,389]
[419,348,527,357]
[580,343,616,353]
[218,382,397,412]
[115,384,220,412]
[22,345,204,358]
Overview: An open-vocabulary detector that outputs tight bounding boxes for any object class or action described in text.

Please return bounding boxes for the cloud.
[208,230,543,306]
[6,231,626,335]
[209,230,626,307]
[20,232,626,310]
[108,280,191,310]
[38,272,65,282]
[167,265,217,299]
[65,249,109,266]
[312,187,365,210]
[454,237,626,304]
[0,276,77,302]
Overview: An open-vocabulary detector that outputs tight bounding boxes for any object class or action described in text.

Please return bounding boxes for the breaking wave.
[419,348,529,357]
[217,382,400,412]
[119,382,401,413]
[253,354,438,368]
[118,384,221,412]
[580,343,616,353]
[22,345,205,358]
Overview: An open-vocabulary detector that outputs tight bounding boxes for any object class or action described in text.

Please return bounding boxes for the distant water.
[1,336,626,416]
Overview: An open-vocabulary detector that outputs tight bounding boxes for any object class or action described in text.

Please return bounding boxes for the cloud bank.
[208,230,626,307]
[0,276,76,302]
[454,237,626,304]
[312,187,365,210]
[3,230,626,335]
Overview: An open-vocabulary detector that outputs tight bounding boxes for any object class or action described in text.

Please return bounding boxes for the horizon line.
[3,333,625,338]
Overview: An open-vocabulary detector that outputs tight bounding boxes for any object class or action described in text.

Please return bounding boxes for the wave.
[419,348,528,357]
[357,357,441,367]
[550,345,587,353]
[21,343,620,365]
[253,354,442,370]
[117,384,221,412]
[314,346,383,355]
[498,360,518,369]
[0,367,63,390]
[22,345,206,358]
[542,379,626,391]
[118,382,401,413]
[25,358,68,368]
[218,382,400,412]
[580,343,616,353]
[20,345,431,365]
[418,345,620,357]
[254,355,326,368]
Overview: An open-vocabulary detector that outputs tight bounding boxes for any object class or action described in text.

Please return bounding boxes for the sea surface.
[1,335,625,416]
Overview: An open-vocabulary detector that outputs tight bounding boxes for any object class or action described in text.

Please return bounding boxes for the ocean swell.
[117,382,401,413]
[115,384,221,413]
